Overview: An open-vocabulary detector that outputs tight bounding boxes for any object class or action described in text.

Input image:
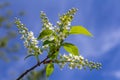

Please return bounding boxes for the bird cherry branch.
[16,55,49,80]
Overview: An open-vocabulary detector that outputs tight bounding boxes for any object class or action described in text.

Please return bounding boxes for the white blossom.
[68,22,71,26]
[57,54,101,70]
[49,36,54,41]
[42,44,49,49]
[15,19,42,55]
[58,32,66,40]
[54,26,60,32]
[57,21,61,26]
[66,26,70,30]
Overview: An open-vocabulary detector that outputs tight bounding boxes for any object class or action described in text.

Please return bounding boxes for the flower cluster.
[40,12,61,48]
[57,54,101,70]
[58,8,78,31]
[15,18,41,55]
[56,8,78,43]
[40,8,78,48]
[40,11,54,31]
[40,12,55,43]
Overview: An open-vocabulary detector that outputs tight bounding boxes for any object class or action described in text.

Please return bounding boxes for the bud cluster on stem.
[15,18,42,55]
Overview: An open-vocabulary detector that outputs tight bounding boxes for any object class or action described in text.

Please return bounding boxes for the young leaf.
[46,63,54,77]
[69,26,93,37]
[62,43,79,55]
[43,40,54,46]
[37,29,53,40]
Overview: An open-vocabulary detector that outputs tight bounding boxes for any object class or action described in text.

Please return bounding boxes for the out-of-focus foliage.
[0,2,25,62]
[0,2,48,80]
[23,68,47,80]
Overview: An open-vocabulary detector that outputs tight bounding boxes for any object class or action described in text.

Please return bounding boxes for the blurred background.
[0,0,120,80]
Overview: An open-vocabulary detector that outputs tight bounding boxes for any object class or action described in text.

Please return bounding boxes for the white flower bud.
[16,19,42,55]
[66,26,70,30]
[49,36,54,41]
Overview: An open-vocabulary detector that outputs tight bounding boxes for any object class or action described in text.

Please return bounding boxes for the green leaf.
[69,26,93,37]
[24,54,34,60]
[46,63,54,77]
[37,29,53,40]
[62,43,79,55]
[43,40,54,46]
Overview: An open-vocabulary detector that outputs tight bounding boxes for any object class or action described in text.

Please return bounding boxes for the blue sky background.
[0,0,120,80]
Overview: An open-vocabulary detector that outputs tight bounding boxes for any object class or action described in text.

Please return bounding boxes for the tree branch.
[16,56,49,80]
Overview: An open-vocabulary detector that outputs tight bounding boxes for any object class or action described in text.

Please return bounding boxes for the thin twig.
[16,56,49,80]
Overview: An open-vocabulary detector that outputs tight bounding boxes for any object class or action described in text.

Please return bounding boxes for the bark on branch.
[16,56,49,80]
